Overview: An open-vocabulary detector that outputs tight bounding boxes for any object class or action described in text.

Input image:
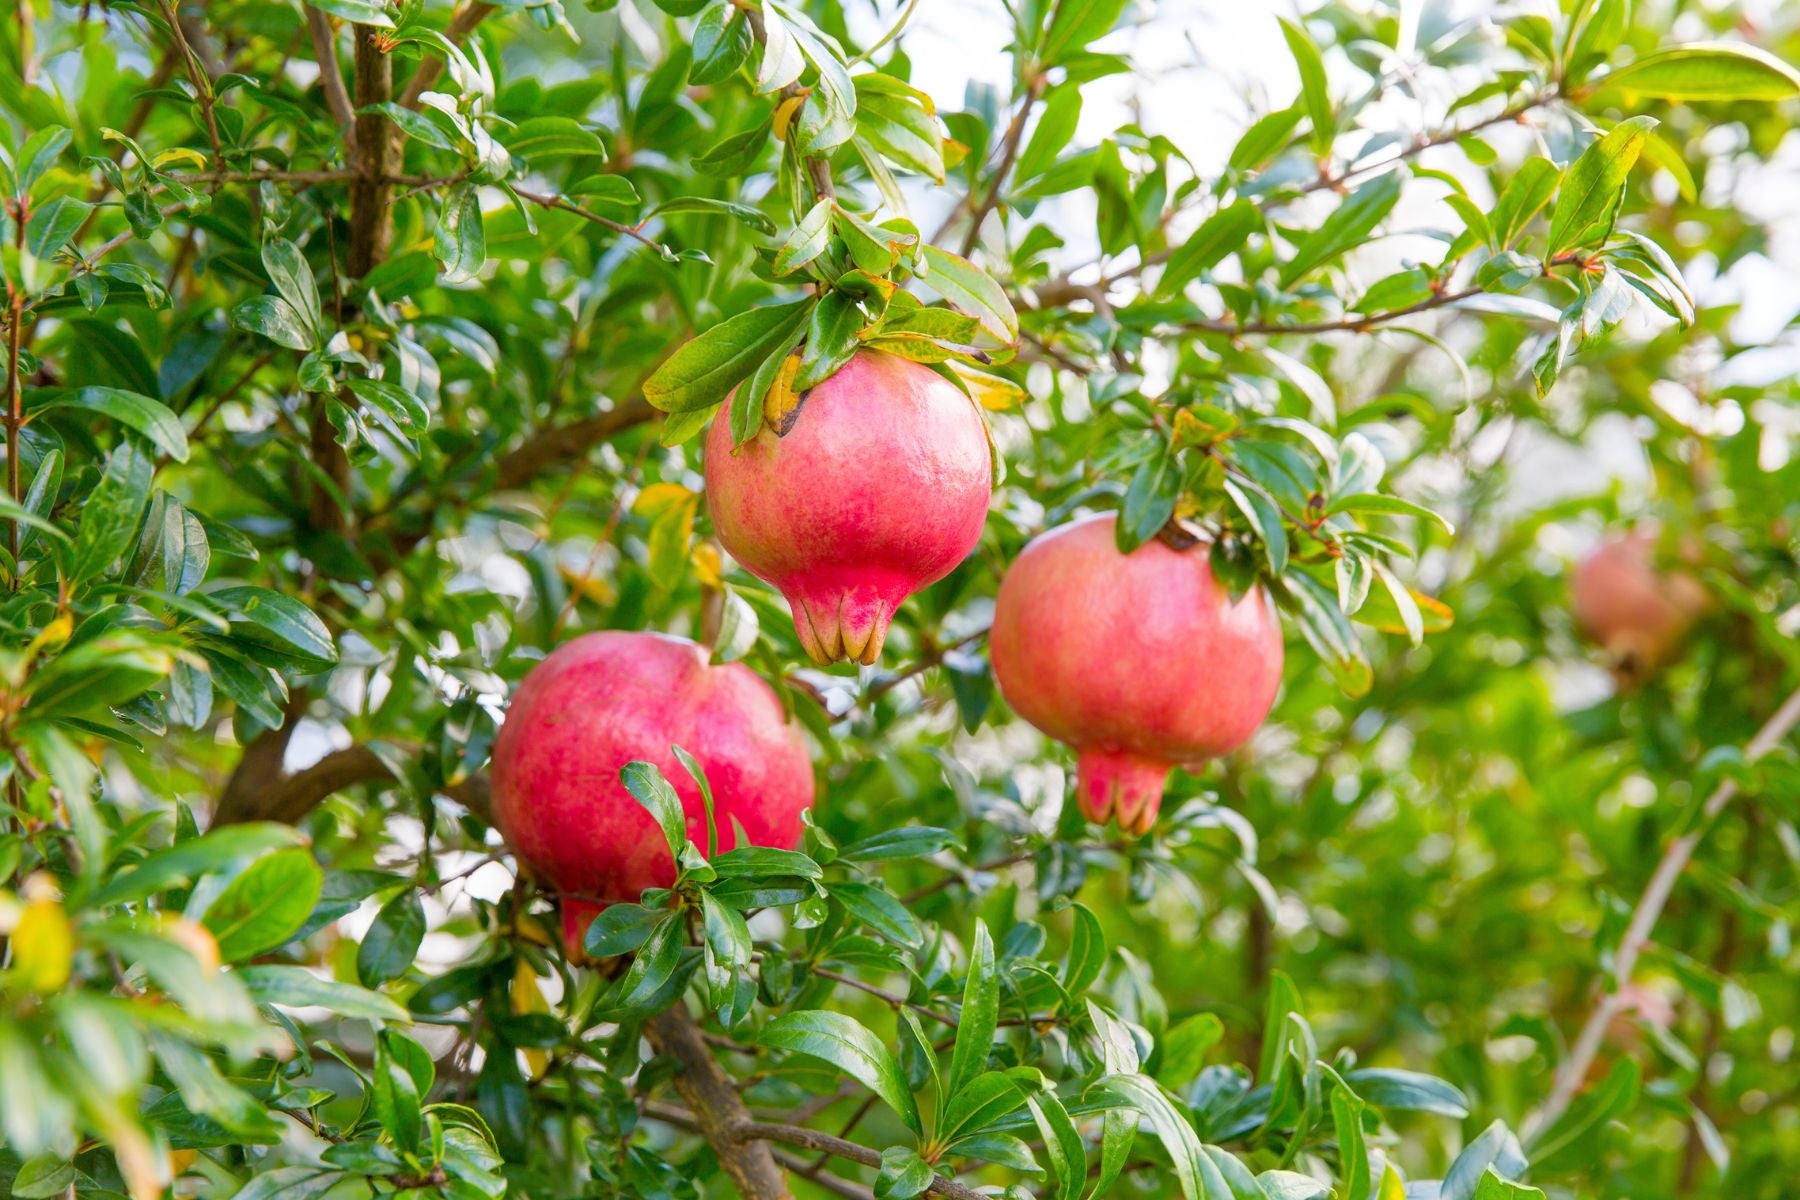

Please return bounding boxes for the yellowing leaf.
[14,894,74,992]
[633,482,698,519]
[764,351,806,434]
[948,360,1028,410]
[512,960,551,1079]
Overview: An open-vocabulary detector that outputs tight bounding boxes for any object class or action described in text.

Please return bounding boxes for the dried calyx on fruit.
[489,631,815,953]
[990,513,1285,834]
[1571,525,1709,685]
[705,349,992,665]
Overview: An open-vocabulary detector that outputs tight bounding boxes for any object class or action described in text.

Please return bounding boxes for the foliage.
[2,0,1799,1198]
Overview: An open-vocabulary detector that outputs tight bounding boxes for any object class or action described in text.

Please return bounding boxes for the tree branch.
[734,1122,986,1200]
[1028,90,1559,311]
[954,74,1046,257]
[158,0,224,176]
[347,25,395,277]
[304,6,358,147]
[645,1005,793,1200]
[1527,683,1800,1138]
[212,743,491,827]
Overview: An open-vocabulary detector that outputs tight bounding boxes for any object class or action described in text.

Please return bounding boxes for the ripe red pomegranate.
[705,349,992,665]
[490,631,814,952]
[1571,527,1708,683]
[989,514,1284,834]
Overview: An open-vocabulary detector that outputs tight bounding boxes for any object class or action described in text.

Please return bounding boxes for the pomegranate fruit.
[989,513,1284,834]
[490,631,814,952]
[1571,528,1707,683]
[705,349,992,665]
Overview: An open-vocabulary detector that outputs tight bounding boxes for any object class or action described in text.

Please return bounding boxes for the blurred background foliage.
[2,0,1799,1198]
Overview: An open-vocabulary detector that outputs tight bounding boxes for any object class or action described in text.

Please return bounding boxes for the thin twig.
[734,1121,987,1200]
[866,627,992,701]
[158,0,225,177]
[1178,286,1483,337]
[510,187,668,251]
[1031,90,1559,310]
[955,73,1047,257]
[303,5,358,147]
[1527,684,1800,1138]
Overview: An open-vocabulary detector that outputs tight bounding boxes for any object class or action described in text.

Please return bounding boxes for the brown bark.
[213,743,491,827]
[644,1006,793,1200]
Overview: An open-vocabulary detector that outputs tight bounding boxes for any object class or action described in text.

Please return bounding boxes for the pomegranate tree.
[989,513,1285,833]
[490,631,814,951]
[1571,527,1708,683]
[705,349,992,665]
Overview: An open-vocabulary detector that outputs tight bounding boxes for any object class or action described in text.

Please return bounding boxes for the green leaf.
[1545,116,1656,257]
[644,299,813,412]
[693,121,772,178]
[1472,1170,1546,1200]
[616,913,683,1008]
[1489,157,1560,248]
[17,125,72,192]
[309,0,394,27]
[508,116,607,161]
[1224,478,1288,576]
[1441,1121,1528,1200]
[584,903,663,958]
[939,1070,1028,1145]
[1328,1073,1369,1200]
[1278,571,1372,696]
[1094,1073,1219,1200]
[760,1010,922,1136]
[88,823,307,906]
[1015,84,1083,184]
[358,889,427,987]
[794,290,865,391]
[1158,201,1259,297]
[620,761,688,859]
[1278,17,1334,155]
[28,387,188,462]
[236,965,409,1022]
[261,238,321,338]
[946,920,998,1099]
[347,378,430,438]
[755,7,805,93]
[372,1036,423,1151]
[1023,1085,1087,1200]
[208,585,338,665]
[651,195,777,234]
[1042,0,1131,66]
[568,174,641,208]
[1279,170,1401,286]
[436,182,486,284]
[1600,42,1800,102]
[71,437,153,581]
[876,1146,934,1200]
[854,74,946,181]
[1528,1056,1639,1166]
[834,880,921,946]
[709,846,823,878]
[838,826,960,862]
[231,296,316,351]
[24,195,90,259]
[920,243,1018,343]
[1342,1068,1469,1118]
[203,848,322,961]
[1229,107,1302,173]
[1157,1013,1225,1090]
[690,5,752,85]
